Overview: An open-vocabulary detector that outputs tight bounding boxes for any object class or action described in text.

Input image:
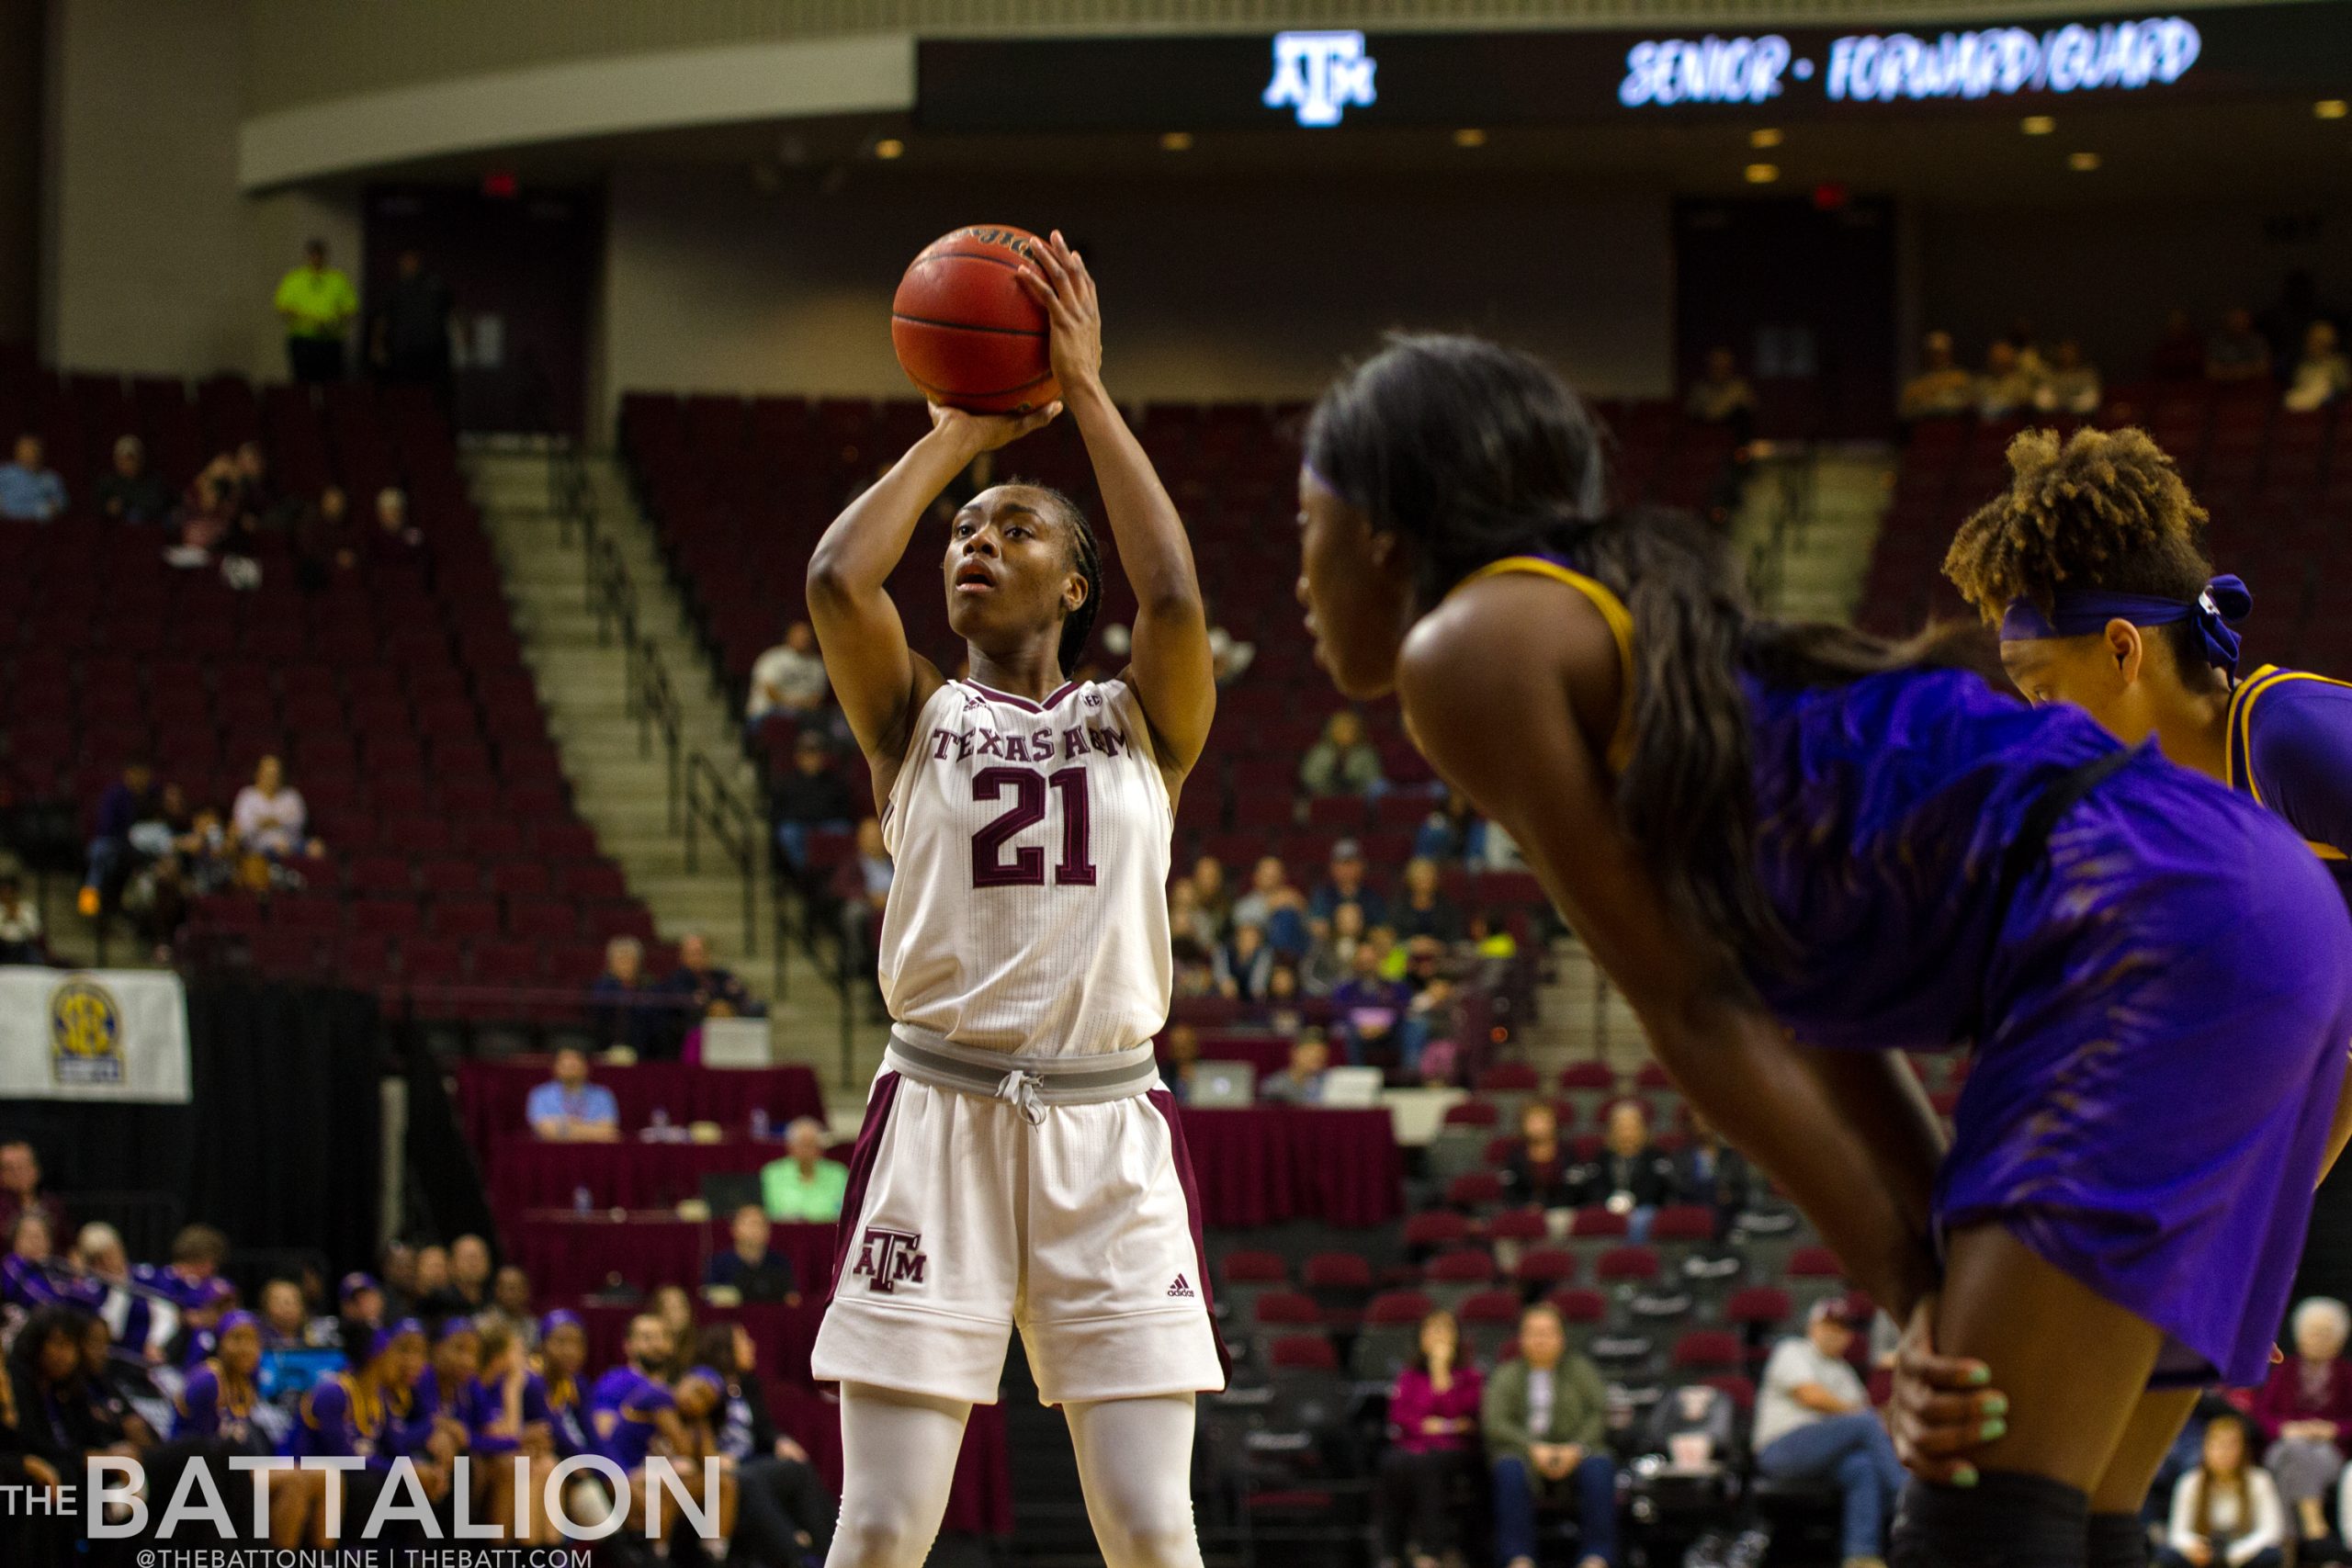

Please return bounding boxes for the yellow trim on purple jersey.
[1454,555,1638,773]
[2228,663,2352,863]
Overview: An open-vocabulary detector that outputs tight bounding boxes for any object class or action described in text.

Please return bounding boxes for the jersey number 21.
[971,767,1097,888]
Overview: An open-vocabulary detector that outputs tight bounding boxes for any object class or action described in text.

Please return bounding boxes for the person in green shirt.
[274,240,358,384]
[1481,1303,1619,1568]
[761,1117,848,1223]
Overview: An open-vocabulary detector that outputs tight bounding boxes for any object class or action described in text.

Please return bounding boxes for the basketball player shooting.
[804,231,1224,1568]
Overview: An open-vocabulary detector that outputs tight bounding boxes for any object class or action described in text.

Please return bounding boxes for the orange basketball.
[890,225,1060,414]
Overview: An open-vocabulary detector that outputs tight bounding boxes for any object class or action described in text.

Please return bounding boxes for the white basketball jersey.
[877,677,1173,1057]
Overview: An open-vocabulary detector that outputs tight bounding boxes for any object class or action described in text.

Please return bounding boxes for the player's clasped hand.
[1889,1294,2010,1488]
[926,397,1062,455]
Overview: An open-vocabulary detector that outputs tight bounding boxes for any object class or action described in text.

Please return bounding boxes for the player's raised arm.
[1019,231,1215,779]
[806,401,1059,793]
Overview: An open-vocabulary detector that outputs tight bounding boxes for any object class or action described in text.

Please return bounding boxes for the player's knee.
[1092,1511,1201,1568]
[828,1499,932,1568]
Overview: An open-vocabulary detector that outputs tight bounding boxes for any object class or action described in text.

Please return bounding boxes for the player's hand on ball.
[1017,231,1103,395]
[1890,1295,2007,1486]
[928,399,1062,456]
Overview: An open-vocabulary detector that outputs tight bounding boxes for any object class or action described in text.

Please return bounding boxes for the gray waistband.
[883,1025,1160,1124]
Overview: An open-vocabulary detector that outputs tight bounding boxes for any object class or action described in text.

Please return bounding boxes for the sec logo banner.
[51,976,127,1087]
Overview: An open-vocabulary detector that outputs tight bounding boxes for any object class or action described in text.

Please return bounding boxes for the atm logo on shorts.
[852,1227,928,1293]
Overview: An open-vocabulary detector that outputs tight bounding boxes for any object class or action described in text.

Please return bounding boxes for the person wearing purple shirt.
[1378,1310,1486,1568]
[592,1313,696,1538]
[536,1312,595,1462]
[280,1320,431,1545]
[1329,941,1413,1069]
[175,1312,266,1450]
[2,1213,98,1314]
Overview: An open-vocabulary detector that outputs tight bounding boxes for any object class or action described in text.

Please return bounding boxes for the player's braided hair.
[1942,425,2214,678]
[1018,482,1102,678]
[1307,333,1987,974]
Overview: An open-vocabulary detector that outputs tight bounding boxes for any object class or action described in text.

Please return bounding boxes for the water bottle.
[749,1108,770,1141]
[572,1185,593,1215]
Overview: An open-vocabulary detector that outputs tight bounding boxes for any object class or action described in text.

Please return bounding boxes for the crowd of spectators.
[578,930,769,1061]
[0,1133,837,1556]
[1902,276,2350,427]
[74,751,327,948]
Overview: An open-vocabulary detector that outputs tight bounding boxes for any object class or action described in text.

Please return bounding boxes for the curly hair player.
[1290,334,2352,1568]
[805,231,1221,1568]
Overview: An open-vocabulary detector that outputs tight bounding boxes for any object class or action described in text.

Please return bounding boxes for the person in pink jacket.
[2249,1296,2352,1549]
[1378,1309,1486,1568]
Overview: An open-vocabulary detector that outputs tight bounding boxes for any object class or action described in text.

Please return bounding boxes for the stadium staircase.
[466,445,843,1066]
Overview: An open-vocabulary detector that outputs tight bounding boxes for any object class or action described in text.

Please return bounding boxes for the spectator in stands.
[2260,269,2342,375]
[0,434,64,523]
[94,435,168,525]
[1313,839,1389,927]
[1301,899,1369,994]
[588,936,669,1057]
[228,440,297,535]
[1169,877,1220,962]
[2,1213,65,1312]
[1215,920,1277,1002]
[695,1321,839,1565]
[1404,948,1463,1085]
[368,486,425,561]
[1333,937,1413,1069]
[257,1277,312,1349]
[80,760,157,913]
[1258,964,1309,1036]
[338,1271,384,1351]
[2283,321,2351,412]
[1577,1101,1679,1239]
[1233,854,1312,958]
[1977,340,2041,420]
[444,1235,493,1314]
[645,1284,700,1382]
[1504,1100,1579,1210]
[774,732,856,871]
[2208,307,2274,383]
[1464,908,1518,962]
[2251,1296,2352,1549]
[231,754,315,863]
[1301,709,1385,798]
[748,620,831,726]
[72,1224,167,1362]
[762,1117,848,1224]
[479,1266,537,1351]
[2034,340,2103,416]
[2151,309,2207,382]
[370,249,457,411]
[1678,1112,1755,1236]
[833,818,894,972]
[706,1204,798,1304]
[0,876,43,965]
[275,238,358,383]
[1160,1023,1202,1102]
[293,484,356,591]
[1484,1302,1617,1568]
[1414,788,1488,865]
[8,1305,107,1483]
[526,1045,620,1142]
[1190,854,1234,938]
[1393,857,1464,945]
[1900,331,1977,422]
[76,1312,156,1451]
[0,1145,64,1244]
[1685,346,1758,440]
[1379,1308,1485,1568]
[2164,1411,2285,1568]
[1754,1300,1903,1568]
[379,1243,420,1316]
[1259,1032,1332,1105]
[665,931,763,1022]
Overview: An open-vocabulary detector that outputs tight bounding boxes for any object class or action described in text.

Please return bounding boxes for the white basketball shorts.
[809,1070,1229,1406]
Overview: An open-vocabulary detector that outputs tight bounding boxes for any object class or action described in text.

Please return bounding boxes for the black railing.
[684,750,760,959]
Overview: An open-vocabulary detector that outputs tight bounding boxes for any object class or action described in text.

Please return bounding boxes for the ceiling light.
[2318,100,2349,121]
[873,138,905,161]
[1453,128,1488,148]
[1745,163,1780,184]
[1749,128,1783,149]
[2068,151,2101,171]
[1159,131,1194,152]
[2020,115,2056,135]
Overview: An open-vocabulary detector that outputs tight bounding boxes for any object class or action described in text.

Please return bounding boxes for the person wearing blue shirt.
[1308,839,1389,927]
[0,435,66,523]
[526,1047,620,1142]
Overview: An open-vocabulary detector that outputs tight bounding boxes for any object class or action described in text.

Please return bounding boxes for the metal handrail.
[684,750,761,957]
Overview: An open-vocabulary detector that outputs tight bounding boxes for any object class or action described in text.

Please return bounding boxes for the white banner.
[0,969,190,1103]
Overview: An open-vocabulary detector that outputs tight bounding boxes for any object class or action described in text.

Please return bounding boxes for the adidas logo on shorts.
[1167,1274,1195,1298]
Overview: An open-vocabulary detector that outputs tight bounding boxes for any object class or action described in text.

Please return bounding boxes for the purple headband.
[539,1310,583,1339]
[2000,575,2252,676]
[216,1310,260,1339]
[370,1318,424,1360]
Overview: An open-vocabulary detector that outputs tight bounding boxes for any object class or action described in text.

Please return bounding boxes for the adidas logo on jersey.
[1167,1274,1195,1298]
